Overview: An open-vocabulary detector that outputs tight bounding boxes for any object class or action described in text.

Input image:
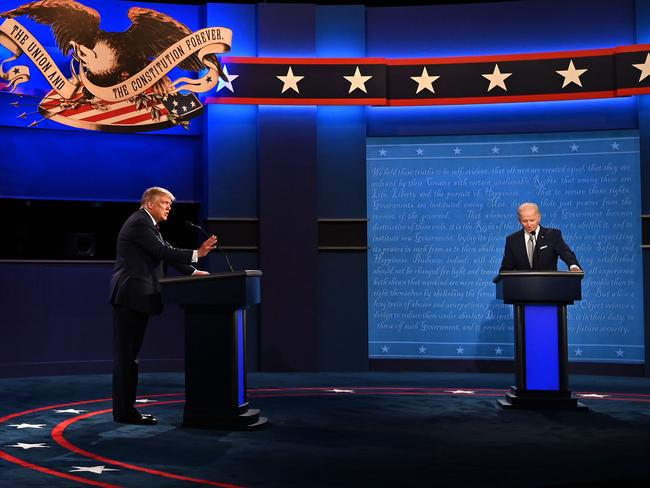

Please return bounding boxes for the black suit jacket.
[499,226,580,272]
[109,209,195,315]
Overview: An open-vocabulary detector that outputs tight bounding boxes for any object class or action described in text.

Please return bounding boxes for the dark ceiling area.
[138,0,513,7]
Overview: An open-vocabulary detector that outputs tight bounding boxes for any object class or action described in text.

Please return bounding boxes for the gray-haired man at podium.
[499,202,582,272]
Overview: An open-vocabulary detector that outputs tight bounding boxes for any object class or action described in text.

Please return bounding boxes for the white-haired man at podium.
[499,202,581,272]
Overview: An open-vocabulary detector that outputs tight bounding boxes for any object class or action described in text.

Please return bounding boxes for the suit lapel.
[140,209,164,243]
[515,230,532,270]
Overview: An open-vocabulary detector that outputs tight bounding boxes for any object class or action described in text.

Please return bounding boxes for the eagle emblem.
[0,0,232,132]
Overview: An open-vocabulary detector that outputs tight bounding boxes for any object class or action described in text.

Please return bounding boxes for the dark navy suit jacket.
[499,226,580,272]
[109,209,195,315]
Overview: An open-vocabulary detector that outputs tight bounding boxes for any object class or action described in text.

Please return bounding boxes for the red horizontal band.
[383,48,615,65]
[205,97,386,105]
[223,56,386,65]
[388,90,618,106]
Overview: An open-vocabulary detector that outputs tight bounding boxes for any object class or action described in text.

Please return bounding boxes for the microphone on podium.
[185,221,235,272]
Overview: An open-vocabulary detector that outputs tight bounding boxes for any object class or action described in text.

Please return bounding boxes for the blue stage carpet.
[1,372,650,487]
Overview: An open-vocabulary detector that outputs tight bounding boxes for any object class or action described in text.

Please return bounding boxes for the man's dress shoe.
[114,413,158,425]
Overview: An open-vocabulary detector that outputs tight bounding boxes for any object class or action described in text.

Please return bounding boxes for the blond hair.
[140,187,175,207]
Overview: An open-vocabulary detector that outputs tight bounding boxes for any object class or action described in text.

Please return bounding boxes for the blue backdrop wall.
[0,0,647,376]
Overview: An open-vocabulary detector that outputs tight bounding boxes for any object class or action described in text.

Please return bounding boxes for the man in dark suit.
[499,202,581,272]
[109,187,217,425]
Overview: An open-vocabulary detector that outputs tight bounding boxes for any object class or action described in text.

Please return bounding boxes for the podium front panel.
[524,305,560,390]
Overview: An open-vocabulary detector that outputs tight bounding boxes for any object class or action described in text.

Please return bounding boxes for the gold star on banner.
[344,66,373,94]
[481,64,512,92]
[276,67,304,94]
[633,53,650,82]
[556,60,588,88]
[410,67,440,94]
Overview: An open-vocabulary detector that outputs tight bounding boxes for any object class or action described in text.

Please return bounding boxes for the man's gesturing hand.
[197,235,218,258]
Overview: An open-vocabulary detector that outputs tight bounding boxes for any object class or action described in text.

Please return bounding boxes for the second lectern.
[160,270,266,428]
[493,271,586,410]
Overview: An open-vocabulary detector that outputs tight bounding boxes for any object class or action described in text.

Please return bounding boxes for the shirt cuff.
[192,250,198,263]
[569,265,581,270]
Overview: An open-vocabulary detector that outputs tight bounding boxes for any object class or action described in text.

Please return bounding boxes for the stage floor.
[1,372,650,488]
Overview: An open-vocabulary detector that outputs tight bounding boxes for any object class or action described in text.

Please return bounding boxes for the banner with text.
[367,130,644,364]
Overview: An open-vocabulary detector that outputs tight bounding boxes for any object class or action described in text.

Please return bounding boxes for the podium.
[493,271,586,410]
[160,270,267,428]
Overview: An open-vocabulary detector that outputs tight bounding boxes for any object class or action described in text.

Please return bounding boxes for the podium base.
[183,408,268,430]
[498,387,588,411]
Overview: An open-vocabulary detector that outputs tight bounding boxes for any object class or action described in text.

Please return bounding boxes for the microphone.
[185,221,235,272]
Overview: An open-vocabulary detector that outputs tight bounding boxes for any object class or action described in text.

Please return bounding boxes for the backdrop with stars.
[367,130,644,363]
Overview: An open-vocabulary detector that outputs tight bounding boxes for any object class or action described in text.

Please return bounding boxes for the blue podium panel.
[524,305,559,391]
[237,309,246,407]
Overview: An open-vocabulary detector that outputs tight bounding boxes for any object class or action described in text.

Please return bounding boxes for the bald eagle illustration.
[1,0,224,92]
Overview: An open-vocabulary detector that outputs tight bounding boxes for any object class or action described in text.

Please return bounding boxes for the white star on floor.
[324,389,356,393]
[578,393,610,398]
[6,443,49,450]
[482,64,512,92]
[344,66,372,94]
[491,146,500,154]
[418,345,427,353]
[453,147,462,155]
[574,348,583,357]
[456,346,464,355]
[570,143,579,151]
[633,53,650,82]
[216,64,239,93]
[7,424,46,429]
[135,399,157,403]
[70,466,120,474]
[446,390,475,395]
[410,67,439,94]
[616,349,625,357]
[379,148,387,156]
[556,60,588,88]
[277,66,304,94]
[416,147,424,156]
[530,144,539,153]
[611,142,620,150]
[495,347,503,355]
[54,409,88,414]
[381,345,390,353]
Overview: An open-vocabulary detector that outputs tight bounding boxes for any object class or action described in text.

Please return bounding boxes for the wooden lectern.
[493,271,586,410]
[160,270,267,428]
